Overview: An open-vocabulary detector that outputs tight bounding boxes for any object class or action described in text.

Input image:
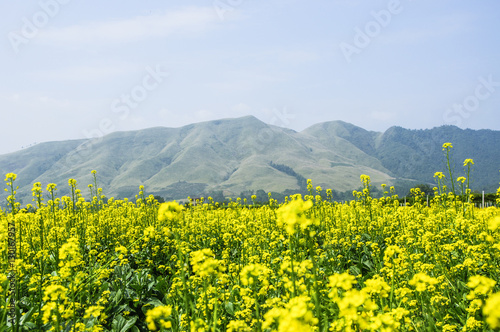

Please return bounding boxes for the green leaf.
[19,307,35,325]
[113,288,123,305]
[349,265,361,276]
[225,302,235,315]
[112,315,138,332]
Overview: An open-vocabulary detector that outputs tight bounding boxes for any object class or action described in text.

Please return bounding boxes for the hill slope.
[303,121,500,192]
[0,116,498,204]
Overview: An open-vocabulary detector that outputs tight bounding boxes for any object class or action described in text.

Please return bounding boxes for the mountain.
[0,116,499,205]
[304,121,500,193]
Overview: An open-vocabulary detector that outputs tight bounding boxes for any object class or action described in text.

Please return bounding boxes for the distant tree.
[154,195,165,203]
[255,189,268,204]
[207,190,225,203]
[471,192,497,205]
[269,161,307,190]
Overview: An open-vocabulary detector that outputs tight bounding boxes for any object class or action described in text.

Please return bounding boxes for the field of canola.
[1,144,500,332]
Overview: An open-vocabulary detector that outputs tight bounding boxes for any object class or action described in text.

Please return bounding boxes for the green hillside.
[0,116,498,205]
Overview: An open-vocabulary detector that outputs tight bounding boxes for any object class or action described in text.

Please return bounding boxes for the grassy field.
[1,144,500,331]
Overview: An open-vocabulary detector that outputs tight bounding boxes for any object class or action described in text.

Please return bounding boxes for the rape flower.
[73,323,86,331]
[434,172,445,179]
[59,237,83,268]
[409,273,439,292]
[31,182,43,194]
[484,292,500,329]
[84,305,104,319]
[115,245,128,255]
[41,301,58,324]
[369,308,409,331]
[43,284,68,302]
[442,142,453,150]
[2,155,500,330]
[463,317,483,330]
[227,320,252,332]
[240,263,270,287]
[46,183,57,192]
[463,159,474,166]
[442,324,458,332]
[145,305,172,330]
[263,295,318,332]
[158,201,184,222]
[363,275,391,298]
[307,179,313,193]
[466,275,496,299]
[360,174,371,186]
[488,216,500,231]
[328,272,357,292]
[4,173,17,182]
[276,197,316,234]
[190,248,224,278]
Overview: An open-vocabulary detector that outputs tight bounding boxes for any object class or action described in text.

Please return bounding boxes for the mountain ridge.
[1,116,499,205]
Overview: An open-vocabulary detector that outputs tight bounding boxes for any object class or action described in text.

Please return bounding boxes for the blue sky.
[1,0,499,155]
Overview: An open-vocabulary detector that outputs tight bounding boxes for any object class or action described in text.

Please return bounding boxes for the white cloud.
[30,63,139,82]
[37,6,221,46]
[0,93,21,102]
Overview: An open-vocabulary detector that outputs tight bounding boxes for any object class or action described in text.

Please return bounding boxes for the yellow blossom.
[467,275,496,299]
[488,216,500,231]
[145,305,173,331]
[434,172,445,179]
[328,272,357,292]
[158,201,184,222]
[190,248,224,278]
[84,305,104,319]
[442,142,453,150]
[276,197,316,234]
[484,292,500,329]
[409,273,439,292]
[463,158,474,166]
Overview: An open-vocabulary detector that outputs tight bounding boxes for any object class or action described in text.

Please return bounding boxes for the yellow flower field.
[1,144,500,331]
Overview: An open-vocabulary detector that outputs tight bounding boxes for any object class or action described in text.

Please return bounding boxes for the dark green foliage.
[269,161,307,190]
[154,195,165,204]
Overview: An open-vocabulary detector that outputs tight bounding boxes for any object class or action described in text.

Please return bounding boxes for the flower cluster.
[0,154,499,331]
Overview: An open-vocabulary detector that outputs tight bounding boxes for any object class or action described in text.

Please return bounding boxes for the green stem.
[289,234,297,298]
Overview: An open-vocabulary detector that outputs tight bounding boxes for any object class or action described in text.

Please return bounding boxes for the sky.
[1,0,500,155]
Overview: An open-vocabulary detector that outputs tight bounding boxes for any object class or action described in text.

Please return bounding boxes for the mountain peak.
[0,117,499,206]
